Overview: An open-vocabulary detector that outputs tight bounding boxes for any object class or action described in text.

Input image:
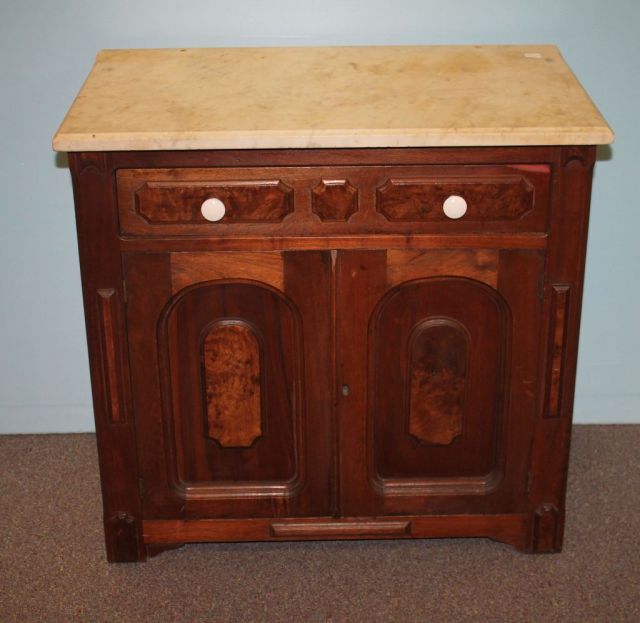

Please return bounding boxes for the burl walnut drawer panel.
[117,164,550,237]
[116,167,363,236]
[117,168,295,235]
[374,164,550,233]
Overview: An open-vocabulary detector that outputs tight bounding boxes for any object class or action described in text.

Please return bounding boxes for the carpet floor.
[1,425,639,622]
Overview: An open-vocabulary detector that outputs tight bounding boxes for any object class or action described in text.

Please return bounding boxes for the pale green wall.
[1,1,637,432]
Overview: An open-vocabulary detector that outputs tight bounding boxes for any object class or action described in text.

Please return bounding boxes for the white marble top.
[53,45,613,151]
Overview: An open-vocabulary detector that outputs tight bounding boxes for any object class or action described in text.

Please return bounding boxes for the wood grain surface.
[67,146,597,560]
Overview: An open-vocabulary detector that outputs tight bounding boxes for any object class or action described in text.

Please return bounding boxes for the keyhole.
[341,384,350,397]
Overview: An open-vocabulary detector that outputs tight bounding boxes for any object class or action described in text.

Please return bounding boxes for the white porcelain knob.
[201,197,226,222]
[442,195,467,219]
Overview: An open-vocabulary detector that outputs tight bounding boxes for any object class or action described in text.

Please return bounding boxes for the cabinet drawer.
[117,168,296,235]
[117,166,367,237]
[117,164,550,237]
[375,165,550,232]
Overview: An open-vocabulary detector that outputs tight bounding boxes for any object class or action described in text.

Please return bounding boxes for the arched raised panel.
[370,277,510,493]
[160,280,303,493]
[408,318,470,446]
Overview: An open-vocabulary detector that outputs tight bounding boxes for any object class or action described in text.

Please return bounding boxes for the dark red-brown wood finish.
[68,146,596,561]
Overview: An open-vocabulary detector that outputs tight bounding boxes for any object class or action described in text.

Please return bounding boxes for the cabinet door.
[124,251,332,519]
[337,248,544,516]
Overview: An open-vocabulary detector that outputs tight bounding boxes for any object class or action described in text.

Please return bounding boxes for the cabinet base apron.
[142,514,532,551]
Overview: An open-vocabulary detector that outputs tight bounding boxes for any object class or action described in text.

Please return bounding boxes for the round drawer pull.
[442,195,467,219]
[201,197,226,222]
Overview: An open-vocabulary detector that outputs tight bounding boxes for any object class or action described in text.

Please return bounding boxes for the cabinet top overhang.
[52,45,614,152]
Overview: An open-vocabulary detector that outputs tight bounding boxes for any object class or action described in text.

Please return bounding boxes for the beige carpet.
[1,425,639,622]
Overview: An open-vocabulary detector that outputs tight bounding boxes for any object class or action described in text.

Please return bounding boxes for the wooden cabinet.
[64,145,598,560]
[55,46,612,562]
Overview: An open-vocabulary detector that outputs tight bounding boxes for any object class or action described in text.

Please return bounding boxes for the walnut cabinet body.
[71,146,595,561]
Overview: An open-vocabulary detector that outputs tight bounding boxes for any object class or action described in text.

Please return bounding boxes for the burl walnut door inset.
[337,248,545,517]
[407,317,470,446]
[373,277,507,487]
[124,250,332,519]
[201,321,263,447]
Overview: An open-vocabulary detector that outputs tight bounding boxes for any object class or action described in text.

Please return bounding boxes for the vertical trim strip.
[545,284,571,419]
[330,249,340,516]
[97,288,125,424]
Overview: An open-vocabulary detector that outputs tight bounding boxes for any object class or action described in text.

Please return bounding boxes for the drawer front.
[117,164,550,237]
[134,180,293,223]
[374,165,550,232]
[117,168,297,235]
[117,167,365,236]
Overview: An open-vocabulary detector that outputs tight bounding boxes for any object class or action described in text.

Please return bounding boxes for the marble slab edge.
[53,126,614,152]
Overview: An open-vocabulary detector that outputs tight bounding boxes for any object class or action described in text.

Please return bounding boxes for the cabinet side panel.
[527,146,596,552]
[69,153,144,562]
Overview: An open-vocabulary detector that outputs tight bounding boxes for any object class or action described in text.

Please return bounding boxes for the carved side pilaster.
[96,289,126,424]
[69,152,144,562]
[544,285,571,419]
